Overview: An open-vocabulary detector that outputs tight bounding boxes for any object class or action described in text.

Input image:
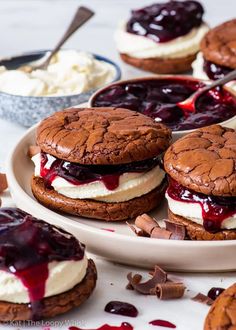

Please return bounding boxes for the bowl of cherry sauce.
[89,76,236,140]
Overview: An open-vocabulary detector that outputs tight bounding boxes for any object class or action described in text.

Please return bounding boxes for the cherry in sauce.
[0,208,85,320]
[167,180,236,233]
[149,320,176,328]
[92,78,236,131]
[40,152,160,190]
[127,1,204,43]
[203,59,232,80]
[69,323,133,330]
[105,301,138,318]
[207,287,225,300]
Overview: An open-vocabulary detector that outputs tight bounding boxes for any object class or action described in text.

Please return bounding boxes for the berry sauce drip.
[0,208,85,320]
[104,301,138,318]
[149,320,176,328]
[167,180,236,233]
[207,287,225,300]
[203,59,232,80]
[69,323,133,330]
[92,78,236,131]
[40,152,160,190]
[126,0,204,43]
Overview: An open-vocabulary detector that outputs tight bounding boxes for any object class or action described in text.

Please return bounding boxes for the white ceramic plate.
[6,124,236,272]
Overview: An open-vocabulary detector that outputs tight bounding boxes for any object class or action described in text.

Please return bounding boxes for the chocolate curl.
[127,265,167,295]
[192,293,213,306]
[165,220,186,240]
[126,274,142,290]
[135,213,160,235]
[155,282,186,300]
[151,227,172,239]
[126,222,148,237]
[0,173,8,193]
[27,145,40,158]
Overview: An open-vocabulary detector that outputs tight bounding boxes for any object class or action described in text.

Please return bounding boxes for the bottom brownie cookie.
[168,209,236,241]
[0,259,97,322]
[120,53,197,74]
[32,176,167,221]
[204,283,236,330]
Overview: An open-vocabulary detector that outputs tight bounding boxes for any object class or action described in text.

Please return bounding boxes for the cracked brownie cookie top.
[201,19,236,69]
[204,282,236,330]
[36,107,171,165]
[164,125,236,196]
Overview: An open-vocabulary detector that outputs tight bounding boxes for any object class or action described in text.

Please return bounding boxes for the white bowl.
[6,123,236,272]
[88,75,236,140]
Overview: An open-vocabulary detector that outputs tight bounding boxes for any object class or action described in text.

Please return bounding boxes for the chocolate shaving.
[155,282,185,300]
[165,220,186,240]
[126,274,142,290]
[0,173,8,193]
[127,213,186,240]
[27,145,40,158]
[191,293,213,306]
[151,227,172,239]
[127,265,167,295]
[126,222,148,237]
[135,213,160,235]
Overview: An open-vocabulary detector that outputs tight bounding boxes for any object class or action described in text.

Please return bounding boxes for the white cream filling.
[32,153,165,203]
[0,50,116,96]
[115,21,209,59]
[0,257,88,304]
[166,191,236,230]
[192,52,236,91]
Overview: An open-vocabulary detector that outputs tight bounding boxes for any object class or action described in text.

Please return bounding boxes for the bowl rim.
[88,74,236,135]
[0,49,122,99]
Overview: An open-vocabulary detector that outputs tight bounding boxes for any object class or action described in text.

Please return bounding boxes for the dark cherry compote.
[105,301,138,317]
[40,152,161,191]
[167,180,236,233]
[92,78,236,131]
[126,1,204,43]
[0,207,85,320]
[207,287,225,300]
[203,59,232,80]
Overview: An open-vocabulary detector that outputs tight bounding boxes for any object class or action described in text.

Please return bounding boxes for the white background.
[0,1,236,329]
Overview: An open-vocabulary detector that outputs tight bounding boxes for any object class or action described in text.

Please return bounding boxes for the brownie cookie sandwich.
[192,19,236,91]
[31,107,171,221]
[0,207,96,321]
[164,125,236,240]
[115,0,209,74]
[204,282,236,330]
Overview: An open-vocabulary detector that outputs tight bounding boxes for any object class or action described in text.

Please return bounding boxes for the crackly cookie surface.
[36,107,171,165]
[201,19,236,69]
[204,282,236,330]
[164,125,236,196]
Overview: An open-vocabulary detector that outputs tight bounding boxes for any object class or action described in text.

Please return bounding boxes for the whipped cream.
[115,22,209,59]
[192,52,236,91]
[32,153,165,203]
[0,257,88,304]
[0,50,116,96]
[166,192,236,230]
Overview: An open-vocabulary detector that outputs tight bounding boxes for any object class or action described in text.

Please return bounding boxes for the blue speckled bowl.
[0,50,121,127]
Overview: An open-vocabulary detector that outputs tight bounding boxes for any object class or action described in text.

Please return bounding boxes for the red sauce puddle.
[101,228,115,232]
[149,320,176,328]
[69,323,133,330]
